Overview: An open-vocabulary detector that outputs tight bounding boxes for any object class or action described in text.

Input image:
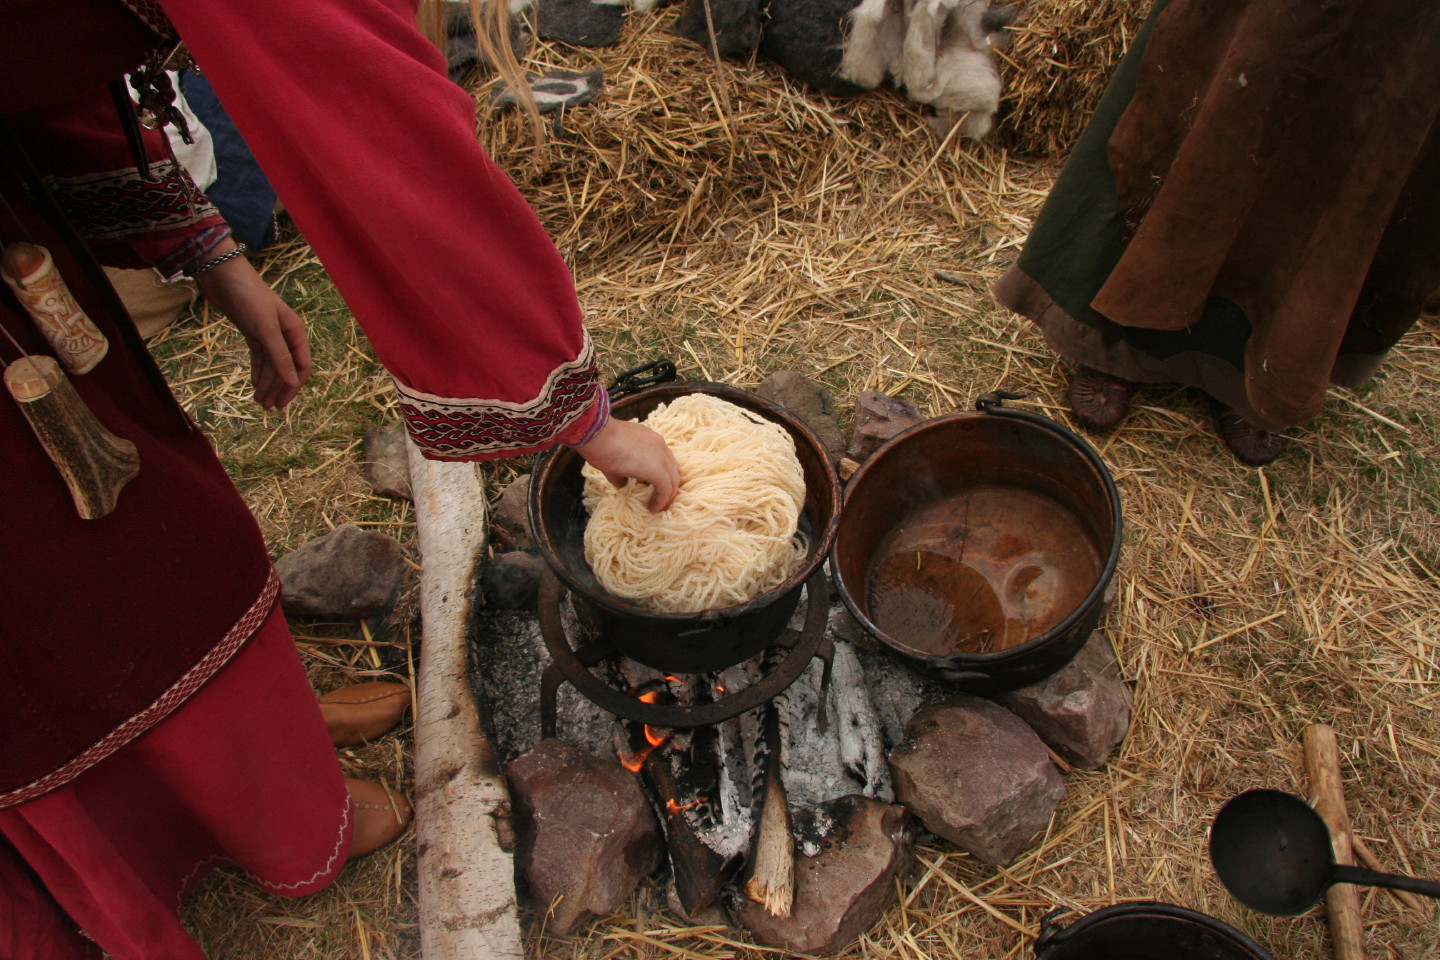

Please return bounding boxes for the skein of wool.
[582,394,807,614]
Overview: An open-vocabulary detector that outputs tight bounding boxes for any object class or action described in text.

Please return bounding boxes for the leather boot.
[319,682,412,747]
[1067,366,1133,432]
[346,778,411,859]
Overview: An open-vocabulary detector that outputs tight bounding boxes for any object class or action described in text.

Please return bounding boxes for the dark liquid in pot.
[865,485,1102,655]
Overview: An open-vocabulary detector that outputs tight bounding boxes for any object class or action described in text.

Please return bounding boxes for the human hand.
[195,248,312,410]
[573,416,681,512]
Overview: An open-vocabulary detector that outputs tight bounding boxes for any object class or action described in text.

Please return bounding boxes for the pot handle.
[1033,907,1072,954]
[931,664,991,685]
[677,616,731,636]
[608,359,677,398]
[975,389,1026,412]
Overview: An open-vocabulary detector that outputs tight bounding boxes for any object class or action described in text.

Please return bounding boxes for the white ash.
[468,584,937,861]
[794,805,838,858]
[468,602,622,763]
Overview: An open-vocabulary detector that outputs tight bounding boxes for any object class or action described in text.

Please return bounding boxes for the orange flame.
[638,690,662,704]
[666,797,707,814]
[715,683,727,693]
[618,727,669,770]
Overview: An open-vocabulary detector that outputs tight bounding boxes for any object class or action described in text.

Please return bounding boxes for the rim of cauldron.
[528,381,841,624]
[1034,901,1276,959]
[832,403,1123,666]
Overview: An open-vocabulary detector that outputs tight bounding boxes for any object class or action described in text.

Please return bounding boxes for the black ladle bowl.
[1209,789,1440,916]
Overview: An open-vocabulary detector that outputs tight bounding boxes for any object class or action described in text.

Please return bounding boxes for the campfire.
[473,570,921,942]
[469,377,1133,953]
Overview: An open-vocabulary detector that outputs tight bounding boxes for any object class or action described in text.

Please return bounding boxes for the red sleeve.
[8,85,230,277]
[157,0,605,460]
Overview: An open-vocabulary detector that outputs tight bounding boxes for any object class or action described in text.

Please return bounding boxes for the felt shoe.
[1066,366,1133,432]
[346,778,411,859]
[319,682,412,748]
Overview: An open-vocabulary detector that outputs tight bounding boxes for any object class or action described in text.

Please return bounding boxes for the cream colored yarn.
[582,393,808,614]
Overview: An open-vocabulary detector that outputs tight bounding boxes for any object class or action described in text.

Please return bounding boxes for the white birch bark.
[408,445,523,960]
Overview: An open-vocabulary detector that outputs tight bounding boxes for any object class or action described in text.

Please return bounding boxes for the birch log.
[408,443,523,960]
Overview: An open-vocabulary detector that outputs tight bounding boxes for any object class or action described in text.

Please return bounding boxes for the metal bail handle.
[1034,906,1073,950]
[608,359,678,399]
[975,389,1027,412]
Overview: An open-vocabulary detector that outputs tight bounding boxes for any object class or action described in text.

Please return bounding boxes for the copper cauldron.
[831,394,1122,694]
[528,381,840,674]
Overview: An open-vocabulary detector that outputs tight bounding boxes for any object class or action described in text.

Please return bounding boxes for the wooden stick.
[1303,724,1367,960]
[6,355,139,519]
[641,744,739,917]
[745,697,795,918]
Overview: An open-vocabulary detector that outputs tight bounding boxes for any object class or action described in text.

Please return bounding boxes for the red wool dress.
[1,0,608,956]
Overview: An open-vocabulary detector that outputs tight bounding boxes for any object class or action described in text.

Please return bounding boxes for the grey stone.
[846,391,924,463]
[508,739,664,936]
[888,696,1063,865]
[362,421,412,500]
[754,371,846,461]
[492,474,535,553]
[481,551,547,610]
[997,632,1131,771]
[734,795,912,955]
[276,524,407,618]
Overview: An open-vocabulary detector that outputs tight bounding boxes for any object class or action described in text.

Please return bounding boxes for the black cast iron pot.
[1034,902,1275,960]
[528,381,841,674]
[830,394,1122,695]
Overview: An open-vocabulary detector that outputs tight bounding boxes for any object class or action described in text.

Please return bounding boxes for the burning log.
[636,724,744,916]
[744,696,795,917]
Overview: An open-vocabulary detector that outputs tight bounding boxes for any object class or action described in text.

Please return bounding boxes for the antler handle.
[6,355,140,519]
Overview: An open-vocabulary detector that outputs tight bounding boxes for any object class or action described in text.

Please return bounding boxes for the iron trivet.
[538,568,834,736]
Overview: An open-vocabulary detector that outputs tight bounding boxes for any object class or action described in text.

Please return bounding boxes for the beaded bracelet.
[188,242,248,277]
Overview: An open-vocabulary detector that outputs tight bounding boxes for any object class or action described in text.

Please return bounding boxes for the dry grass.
[995,0,1150,157]
[175,5,1439,959]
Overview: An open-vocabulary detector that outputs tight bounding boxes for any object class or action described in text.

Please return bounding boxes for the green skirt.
[995,0,1440,430]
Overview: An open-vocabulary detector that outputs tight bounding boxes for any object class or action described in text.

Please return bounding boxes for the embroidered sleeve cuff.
[556,388,610,447]
[159,224,233,279]
[395,336,603,460]
[48,159,226,274]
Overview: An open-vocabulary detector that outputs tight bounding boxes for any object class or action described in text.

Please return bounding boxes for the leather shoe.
[1067,366,1133,432]
[1216,408,1288,465]
[319,682,412,747]
[346,778,411,859]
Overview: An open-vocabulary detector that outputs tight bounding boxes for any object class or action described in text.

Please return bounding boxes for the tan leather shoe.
[346,778,412,859]
[319,682,412,747]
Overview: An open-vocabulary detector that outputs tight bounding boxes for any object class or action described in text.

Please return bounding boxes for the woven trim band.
[0,571,282,809]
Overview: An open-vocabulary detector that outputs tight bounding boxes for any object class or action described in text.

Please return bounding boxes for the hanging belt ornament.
[129,43,197,146]
[1,234,138,519]
[2,242,109,373]
[3,352,141,520]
